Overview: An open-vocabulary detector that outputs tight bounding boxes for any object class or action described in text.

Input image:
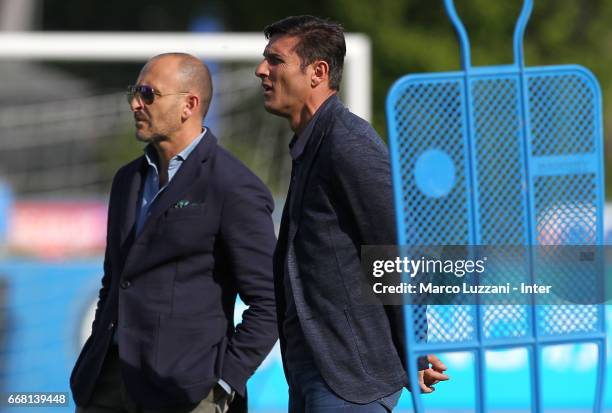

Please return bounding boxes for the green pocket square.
[173,200,192,208]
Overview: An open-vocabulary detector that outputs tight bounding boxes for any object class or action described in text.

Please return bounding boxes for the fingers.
[419,355,450,394]
[423,369,450,385]
[418,370,434,393]
[427,354,448,372]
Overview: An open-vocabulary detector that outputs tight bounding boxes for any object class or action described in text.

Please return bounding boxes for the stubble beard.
[135,119,177,144]
[135,129,169,144]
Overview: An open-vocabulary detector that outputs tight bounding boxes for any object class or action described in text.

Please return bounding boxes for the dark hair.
[264,15,346,91]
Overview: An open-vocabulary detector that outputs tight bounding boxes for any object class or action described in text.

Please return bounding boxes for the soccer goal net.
[0,32,371,198]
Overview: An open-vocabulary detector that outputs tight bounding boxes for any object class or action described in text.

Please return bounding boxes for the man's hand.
[418,354,449,393]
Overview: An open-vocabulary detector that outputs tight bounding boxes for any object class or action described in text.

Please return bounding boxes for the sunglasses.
[126,85,190,105]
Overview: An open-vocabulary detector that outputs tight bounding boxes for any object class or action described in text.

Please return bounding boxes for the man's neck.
[291,90,336,134]
[155,128,202,161]
[152,127,203,185]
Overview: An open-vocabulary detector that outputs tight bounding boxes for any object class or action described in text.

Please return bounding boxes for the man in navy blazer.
[255,16,449,412]
[70,53,278,413]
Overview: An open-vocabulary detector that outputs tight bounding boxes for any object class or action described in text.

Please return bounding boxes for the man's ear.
[311,60,330,87]
[182,94,200,120]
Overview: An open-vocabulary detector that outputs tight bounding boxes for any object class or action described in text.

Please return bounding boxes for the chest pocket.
[158,203,217,252]
[164,203,205,221]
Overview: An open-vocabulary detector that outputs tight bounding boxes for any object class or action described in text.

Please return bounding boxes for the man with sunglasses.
[70,53,278,413]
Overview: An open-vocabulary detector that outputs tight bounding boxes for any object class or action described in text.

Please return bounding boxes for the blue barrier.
[386,0,606,411]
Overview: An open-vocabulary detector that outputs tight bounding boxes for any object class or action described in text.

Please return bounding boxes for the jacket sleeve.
[218,171,278,396]
[90,169,122,333]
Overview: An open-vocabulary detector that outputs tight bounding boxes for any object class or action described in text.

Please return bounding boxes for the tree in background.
[41,0,612,194]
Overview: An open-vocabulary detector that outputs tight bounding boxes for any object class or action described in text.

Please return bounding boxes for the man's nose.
[255,60,268,79]
[129,94,143,112]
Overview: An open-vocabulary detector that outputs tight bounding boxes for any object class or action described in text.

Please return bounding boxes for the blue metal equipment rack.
[386,0,606,412]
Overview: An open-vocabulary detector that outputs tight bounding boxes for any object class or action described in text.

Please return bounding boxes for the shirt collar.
[289,94,337,161]
[144,128,207,171]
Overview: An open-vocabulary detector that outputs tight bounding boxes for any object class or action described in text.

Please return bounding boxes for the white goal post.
[0,32,372,120]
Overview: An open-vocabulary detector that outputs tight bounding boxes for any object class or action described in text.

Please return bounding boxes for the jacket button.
[120,280,131,289]
[108,322,115,330]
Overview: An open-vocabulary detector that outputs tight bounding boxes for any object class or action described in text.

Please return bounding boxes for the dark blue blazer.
[274,96,411,404]
[70,131,278,410]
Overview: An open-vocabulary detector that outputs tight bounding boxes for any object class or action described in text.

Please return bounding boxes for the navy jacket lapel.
[121,133,216,279]
[138,134,214,237]
[141,138,212,235]
[120,158,147,248]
